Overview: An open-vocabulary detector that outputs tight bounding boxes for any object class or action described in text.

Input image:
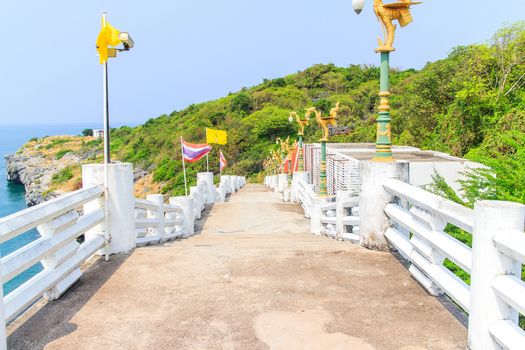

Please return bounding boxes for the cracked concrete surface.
[7,184,466,349]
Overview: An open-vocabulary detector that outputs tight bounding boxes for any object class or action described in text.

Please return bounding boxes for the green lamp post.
[289,111,310,172]
[352,0,421,161]
[306,102,340,196]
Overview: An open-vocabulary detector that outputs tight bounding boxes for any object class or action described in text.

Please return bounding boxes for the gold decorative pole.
[276,137,294,184]
[308,103,340,196]
[290,111,310,172]
[354,0,421,161]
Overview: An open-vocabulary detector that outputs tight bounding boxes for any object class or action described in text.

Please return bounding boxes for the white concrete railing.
[294,176,315,218]
[383,178,525,349]
[134,197,185,246]
[0,163,246,349]
[383,178,473,311]
[134,174,247,247]
[321,195,360,243]
[265,173,361,242]
[0,185,107,329]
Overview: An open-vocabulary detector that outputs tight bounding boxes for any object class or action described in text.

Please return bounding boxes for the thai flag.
[181,140,212,163]
[219,149,227,171]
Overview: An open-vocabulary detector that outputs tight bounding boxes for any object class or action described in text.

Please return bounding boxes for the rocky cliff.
[5,136,100,206]
[5,135,156,206]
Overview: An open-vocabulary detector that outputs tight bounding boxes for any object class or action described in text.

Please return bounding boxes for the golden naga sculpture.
[307,102,340,142]
[276,136,295,156]
[270,150,281,168]
[374,0,421,52]
[290,111,310,136]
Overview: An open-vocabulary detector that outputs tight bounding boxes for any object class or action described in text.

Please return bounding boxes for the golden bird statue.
[290,111,310,136]
[306,102,340,142]
[374,0,422,52]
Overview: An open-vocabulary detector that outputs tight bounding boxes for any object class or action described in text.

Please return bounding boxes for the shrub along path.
[8,184,466,349]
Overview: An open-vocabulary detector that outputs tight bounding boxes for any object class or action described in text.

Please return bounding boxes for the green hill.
[25,22,523,204]
[105,22,524,204]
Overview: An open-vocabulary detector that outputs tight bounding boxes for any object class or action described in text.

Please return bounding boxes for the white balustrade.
[0,185,107,329]
[134,173,246,245]
[134,195,186,247]
[383,178,525,349]
[337,193,360,243]
[383,178,473,310]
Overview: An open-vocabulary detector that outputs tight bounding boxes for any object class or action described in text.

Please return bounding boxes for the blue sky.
[0,1,524,126]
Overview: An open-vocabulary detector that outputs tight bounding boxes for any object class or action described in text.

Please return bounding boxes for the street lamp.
[98,12,135,166]
[308,102,340,196]
[96,12,134,262]
[352,0,420,162]
[352,0,365,14]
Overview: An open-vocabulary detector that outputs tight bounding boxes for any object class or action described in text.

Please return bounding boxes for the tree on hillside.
[230,93,253,116]
[492,21,525,101]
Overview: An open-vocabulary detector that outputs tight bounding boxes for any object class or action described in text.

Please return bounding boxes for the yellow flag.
[206,128,227,145]
[96,20,121,64]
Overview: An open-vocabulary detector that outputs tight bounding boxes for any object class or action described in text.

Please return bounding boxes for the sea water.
[0,124,92,295]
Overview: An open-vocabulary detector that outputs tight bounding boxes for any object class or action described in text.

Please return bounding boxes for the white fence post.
[278,174,287,193]
[310,197,327,236]
[146,194,165,242]
[82,163,136,254]
[335,191,350,238]
[468,201,525,350]
[221,175,232,194]
[170,196,195,237]
[197,172,215,205]
[215,185,226,203]
[37,211,82,300]
[358,161,409,251]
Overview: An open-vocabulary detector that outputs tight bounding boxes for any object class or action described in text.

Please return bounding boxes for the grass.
[55,149,73,160]
[45,138,72,150]
[52,167,74,185]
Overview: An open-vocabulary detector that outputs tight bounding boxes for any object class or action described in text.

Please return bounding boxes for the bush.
[230,93,253,115]
[82,129,94,137]
[55,149,73,160]
[52,167,74,184]
[86,139,102,147]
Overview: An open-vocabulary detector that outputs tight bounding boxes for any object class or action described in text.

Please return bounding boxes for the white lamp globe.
[352,0,365,14]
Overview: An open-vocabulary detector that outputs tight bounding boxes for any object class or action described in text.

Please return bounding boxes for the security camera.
[119,32,134,50]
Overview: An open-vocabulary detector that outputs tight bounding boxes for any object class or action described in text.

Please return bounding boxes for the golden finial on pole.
[373,0,422,53]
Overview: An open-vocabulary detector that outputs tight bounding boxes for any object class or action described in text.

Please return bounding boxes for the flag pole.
[180,137,188,196]
[205,128,209,172]
[102,11,110,262]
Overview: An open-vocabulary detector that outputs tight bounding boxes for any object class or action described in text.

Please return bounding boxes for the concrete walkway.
[8,184,466,350]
